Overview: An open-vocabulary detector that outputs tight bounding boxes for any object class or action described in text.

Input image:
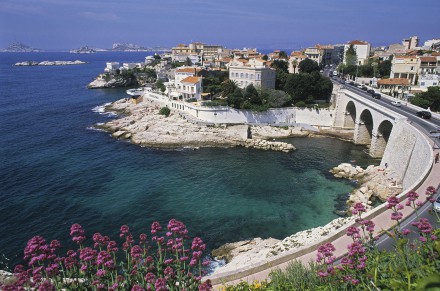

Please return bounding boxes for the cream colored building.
[229,58,275,89]
[390,56,419,85]
[304,46,322,65]
[344,40,371,65]
[288,51,307,74]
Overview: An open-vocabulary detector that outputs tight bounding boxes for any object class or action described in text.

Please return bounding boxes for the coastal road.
[331,77,440,149]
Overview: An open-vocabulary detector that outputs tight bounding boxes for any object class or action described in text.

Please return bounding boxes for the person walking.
[435,152,439,163]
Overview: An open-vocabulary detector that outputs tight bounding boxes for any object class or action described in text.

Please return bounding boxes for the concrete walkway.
[212,140,440,289]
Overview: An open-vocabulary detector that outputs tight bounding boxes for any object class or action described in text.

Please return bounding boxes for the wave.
[86,124,106,132]
[92,103,117,117]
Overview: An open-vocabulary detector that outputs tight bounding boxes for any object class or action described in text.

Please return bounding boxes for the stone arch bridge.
[332,89,432,189]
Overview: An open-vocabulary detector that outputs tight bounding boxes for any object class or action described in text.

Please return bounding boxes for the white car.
[433,196,440,213]
[391,101,402,107]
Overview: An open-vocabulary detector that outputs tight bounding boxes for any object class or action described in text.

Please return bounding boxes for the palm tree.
[291,59,298,74]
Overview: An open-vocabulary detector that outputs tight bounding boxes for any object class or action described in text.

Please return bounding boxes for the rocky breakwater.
[96,99,299,151]
[244,138,295,152]
[330,163,403,213]
[13,60,87,66]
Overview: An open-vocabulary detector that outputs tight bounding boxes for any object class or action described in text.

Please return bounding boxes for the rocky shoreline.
[209,162,403,275]
[96,98,303,152]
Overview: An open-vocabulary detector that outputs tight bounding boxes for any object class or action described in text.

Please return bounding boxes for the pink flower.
[391,212,403,221]
[151,222,162,234]
[386,196,400,208]
[419,236,427,243]
[402,229,411,236]
[145,272,156,283]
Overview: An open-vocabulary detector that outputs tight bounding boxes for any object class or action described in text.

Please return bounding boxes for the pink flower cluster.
[3,219,212,291]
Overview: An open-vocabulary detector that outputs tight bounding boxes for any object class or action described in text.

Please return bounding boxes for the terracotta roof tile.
[420,57,437,62]
[181,76,201,84]
[176,68,202,73]
[348,40,368,45]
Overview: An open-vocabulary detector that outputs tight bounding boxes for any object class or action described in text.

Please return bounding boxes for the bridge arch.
[343,101,356,129]
[354,109,373,145]
[370,120,393,158]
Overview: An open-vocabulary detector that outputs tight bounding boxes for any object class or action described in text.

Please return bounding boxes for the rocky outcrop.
[95,98,300,151]
[13,60,87,66]
[243,139,295,152]
[88,76,137,89]
[330,163,403,213]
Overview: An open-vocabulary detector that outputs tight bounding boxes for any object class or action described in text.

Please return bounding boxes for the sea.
[0,52,379,268]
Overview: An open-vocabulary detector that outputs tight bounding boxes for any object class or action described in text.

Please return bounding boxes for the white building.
[121,63,138,71]
[344,40,371,65]
[402,36,419,50]
[104,62,120,74]
[229,58,276,89]
[172,67,204,100]
[419,74,439,90]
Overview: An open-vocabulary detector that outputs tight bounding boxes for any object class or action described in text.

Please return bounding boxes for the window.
[421,82,425,86]
[245,73,248,78]
[410,66,414,71]
[240,73,244,78]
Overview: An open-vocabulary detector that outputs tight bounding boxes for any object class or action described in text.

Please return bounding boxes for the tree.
[221,79,238,97]
[155,80,166,92]
[153,54,161,60]
[411,87,440,111]
[298,59,320,74]
[279,51,288,59]
[271,59,289,73]
[262,54,269,61]
[228,88,244,108]
[291,59,298,74]
[378,60,392,78]
[345,44,358,66]
[243,84,260,105]
[184,57,192,66]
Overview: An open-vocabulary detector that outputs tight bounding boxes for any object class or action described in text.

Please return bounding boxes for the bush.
[159,107,171,117]
[295,101,306,107]
[2,220,212,290]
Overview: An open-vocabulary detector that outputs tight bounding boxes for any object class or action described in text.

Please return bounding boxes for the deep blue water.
[0,52,377,266]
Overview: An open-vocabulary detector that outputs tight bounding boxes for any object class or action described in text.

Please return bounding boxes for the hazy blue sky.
[1,0,439,50]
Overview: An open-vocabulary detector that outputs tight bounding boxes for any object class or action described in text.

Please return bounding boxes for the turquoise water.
[0,52,378,266]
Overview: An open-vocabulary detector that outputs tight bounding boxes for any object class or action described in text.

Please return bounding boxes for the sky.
[1,0,439,50]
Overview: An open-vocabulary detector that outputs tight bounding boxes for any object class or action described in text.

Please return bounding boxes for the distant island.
[14,60,87,66]
[0,42,42,52]
[109,43,170,52]
[70,46,96,54]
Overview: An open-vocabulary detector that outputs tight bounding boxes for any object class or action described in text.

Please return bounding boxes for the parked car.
[348,81,355,86]
[361,86,368,91]
[367,89,375,94]
[433,196,440,213]
[416,110,432,119]
[391,101,402,107]
[372,93,381,99]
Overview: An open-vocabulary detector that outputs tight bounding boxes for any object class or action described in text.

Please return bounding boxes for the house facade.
[229,58,275,89]
[390,56,419,85]
[377,78,410,98]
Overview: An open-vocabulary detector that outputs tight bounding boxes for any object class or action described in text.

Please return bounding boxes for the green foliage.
[275,70,289,90]
[283,72,332,103]
[159,106,170,117]
[411,87,440,111]
[295,101,306,107]
[155,80,166,92]
[345,44,358,66]
[221,80,239,98]
[269,261,320,290]
[203,72,229,95]
[203,100,228,107]
[379,60,392,77]
[271,59,289,73]
[171,61,185,68]
[185,57,193,66]
[262,54,269,61]
[298,59,320,74]
[153,54,161,60]
[278,51,288,59]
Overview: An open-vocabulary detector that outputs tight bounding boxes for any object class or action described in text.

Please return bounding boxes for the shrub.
[295,101,306,108]
[1,220,212,290]
[159,107,171,117]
